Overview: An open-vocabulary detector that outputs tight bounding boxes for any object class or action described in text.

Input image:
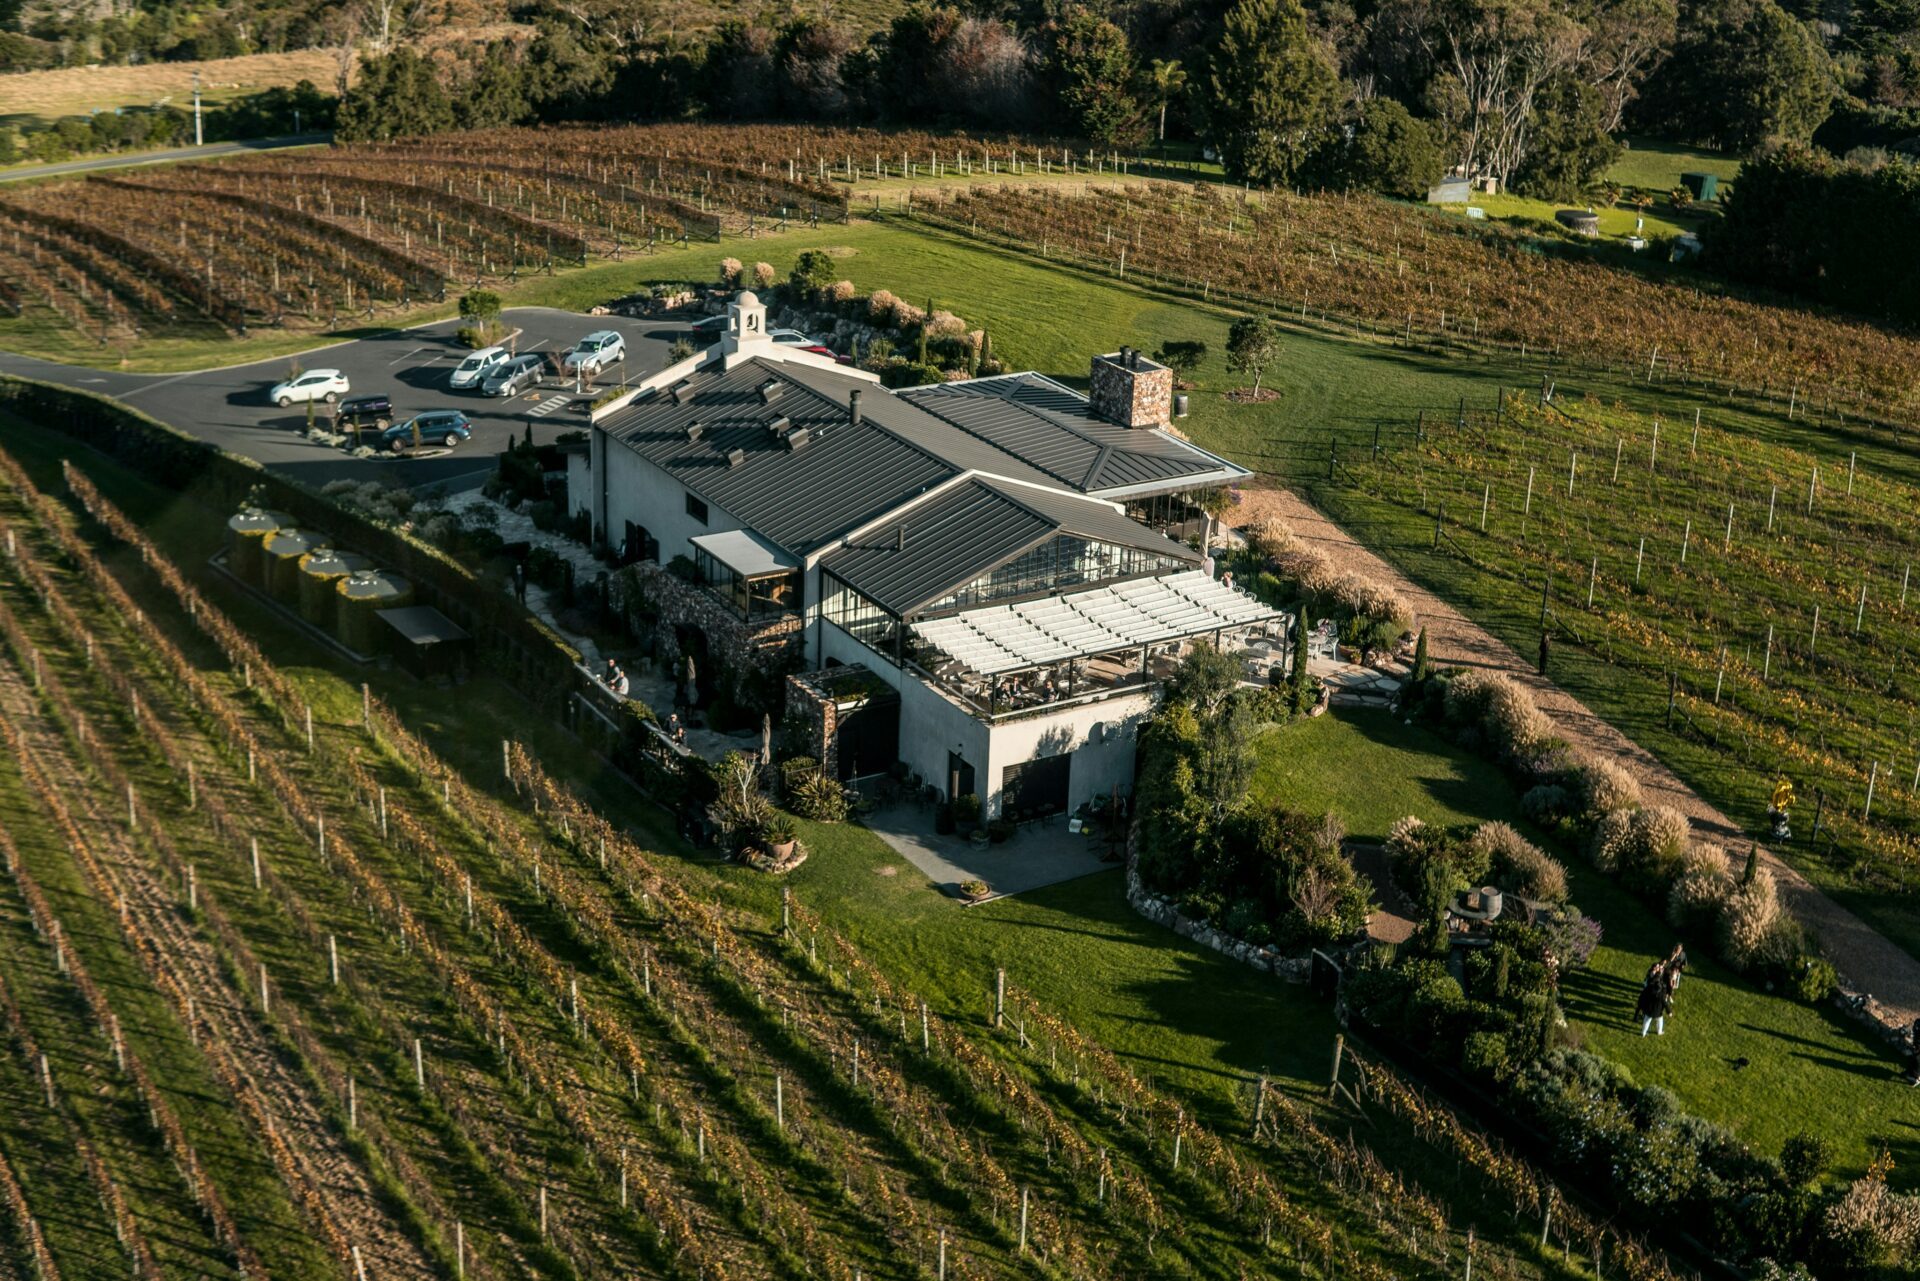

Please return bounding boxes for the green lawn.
[1432,135,1741,242]
[1251,707,1919,1185]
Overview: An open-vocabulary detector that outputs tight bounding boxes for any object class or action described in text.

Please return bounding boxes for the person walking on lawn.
[1639,963,1673,1036]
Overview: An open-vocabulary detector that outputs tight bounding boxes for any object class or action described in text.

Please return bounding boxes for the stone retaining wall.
[1124,830,1311,981]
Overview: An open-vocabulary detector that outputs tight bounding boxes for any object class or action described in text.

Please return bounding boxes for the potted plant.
[960,878,992,903]
[952,792,981,835]
[987,818,1016,844]
[763,814,798,861]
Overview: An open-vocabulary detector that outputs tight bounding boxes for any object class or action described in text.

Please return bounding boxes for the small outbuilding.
[1680,171,1719,202]
[376,605,471,681]
[1555,209,1601,237]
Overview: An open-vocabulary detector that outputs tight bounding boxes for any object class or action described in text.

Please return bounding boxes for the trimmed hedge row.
[0,374,582,700]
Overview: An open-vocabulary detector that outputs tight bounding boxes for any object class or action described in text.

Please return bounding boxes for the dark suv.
[335,394,393,430]
[380,411,472,452]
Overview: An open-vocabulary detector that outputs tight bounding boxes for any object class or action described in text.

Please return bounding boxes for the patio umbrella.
[683,655,697,706]
[761,713,772,765]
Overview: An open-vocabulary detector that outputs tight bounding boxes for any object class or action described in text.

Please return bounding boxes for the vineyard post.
[1724,502,1735,551]
[1866,763,1879,820]
[619,1149,628,1208]
[1715,650,1726,704]
[464,875,473,928]
[539,1186,548,1239]
[126,781,135,830]
[1764,625,1774,681]
[1904,566,1912,607]
[1541,1198,1553,1247]
[187,865,196,911]
[1479,484,1489,531]
[938,1229,948,1279]
[502,739,511,781]
[1666,669,1677,729]
[187,762,195,809]
[258,964,268,1015]
[318,815,326,862]
[1539,573,1552,628]
[1651,421,1658,473]
[775,1073,784,1130]
[1856,582,1868,632]
[1433,505,1443,550]
[1019,1188,1029,1251]
[455,1222,464,1278]
[1680,520,1691,564]
[1586,558,1597,608]
[1809,466,1817,513]
[362,682,370,729]
[1768,485,1778,532]
[920,999,929,1052]
[38,1053,51,1108]
[1567,450,1576,497]
[1522,466,1534,519]
[1635,538,1645,584]
[995,968,1005,1029]
[852,1039,861,1087]
[305,704,313,751]
[247,747,254,783]
[1328,1034,1344,1100]
[414,1037,424,1088]
[1612,438,1622,482]
[1254,1074,1267,1127]
[1811,605,1820,654]
[379,788,388,840]
[251,838,260,889]
[781,885,790,936]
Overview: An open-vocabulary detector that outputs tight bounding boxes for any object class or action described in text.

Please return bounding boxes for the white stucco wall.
[577,439,748,566]
[984,692,1154,818]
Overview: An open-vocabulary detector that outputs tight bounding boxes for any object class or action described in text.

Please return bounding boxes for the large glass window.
[685,492,709,524]
[693,547,799,621]
[918,535,1188,615]
[823,572,900,663]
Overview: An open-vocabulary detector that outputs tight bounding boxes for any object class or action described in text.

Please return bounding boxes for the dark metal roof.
[899,374,1243,495]
[599,358,1057,555]
[822,477,1198,617]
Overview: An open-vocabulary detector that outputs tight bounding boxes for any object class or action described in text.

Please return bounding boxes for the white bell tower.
[722,290,770,356]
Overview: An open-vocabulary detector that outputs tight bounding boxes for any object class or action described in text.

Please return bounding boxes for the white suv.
[562,330,626,376]
[269,368,349,407]
[450,345,510,390]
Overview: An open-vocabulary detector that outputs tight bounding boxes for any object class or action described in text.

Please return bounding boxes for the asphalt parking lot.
[0,307,689,491]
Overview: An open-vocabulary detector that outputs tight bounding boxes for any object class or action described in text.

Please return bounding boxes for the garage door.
[1001,752,1070,820]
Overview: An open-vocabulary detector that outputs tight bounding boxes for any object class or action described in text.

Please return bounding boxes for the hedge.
[0,375,582,702]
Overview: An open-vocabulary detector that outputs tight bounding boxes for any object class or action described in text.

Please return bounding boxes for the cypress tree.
[1410,627,1430,683]
[1289,606,1316,713]
[1742,842,1759,885]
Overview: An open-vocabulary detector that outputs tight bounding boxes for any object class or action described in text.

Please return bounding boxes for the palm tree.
[1147,58,1187,144]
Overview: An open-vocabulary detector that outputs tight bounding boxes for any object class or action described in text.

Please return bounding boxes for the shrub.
[1790,955,1839,1004]
[1521,783,1574,824]
[751,261,775,288]
[866,289,899,323]
[718,257,744,286]
[1461,1030,1514,1081]
[1718,864,1782,969]
[924,308,966,338]
[1470,822,1568,901]
[1587,808,1634,872]
[889,298,927,330]
[1246,516,1296,562]
[1481,677,1552,761]
[789,249,836,292]
[1573,755,1643,818]
[1821,1157,1920,1269]
[789,770,848,823]
[1667,843,1732,931]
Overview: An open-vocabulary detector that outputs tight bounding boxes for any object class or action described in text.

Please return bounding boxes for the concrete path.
[0,133,330,184]
[1237,485,1920,1031]
[861,803,1115,899]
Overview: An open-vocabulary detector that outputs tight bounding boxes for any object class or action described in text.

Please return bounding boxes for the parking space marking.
[522,338,549,353]
[527,395,571,419]
[388,346,430,366]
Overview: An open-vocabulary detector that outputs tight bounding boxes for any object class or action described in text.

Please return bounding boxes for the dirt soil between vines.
[1235,484,1920,1033]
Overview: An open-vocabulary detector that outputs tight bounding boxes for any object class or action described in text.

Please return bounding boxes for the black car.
[335,394,393,430]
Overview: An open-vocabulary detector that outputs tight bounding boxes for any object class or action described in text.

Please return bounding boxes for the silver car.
[482,354,546,397]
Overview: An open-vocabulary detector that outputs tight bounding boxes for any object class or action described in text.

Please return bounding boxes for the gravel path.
[1236,484,1920,1032]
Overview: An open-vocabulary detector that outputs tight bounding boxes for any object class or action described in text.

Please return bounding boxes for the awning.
[690,528,797,578]
[909,570,1282,676]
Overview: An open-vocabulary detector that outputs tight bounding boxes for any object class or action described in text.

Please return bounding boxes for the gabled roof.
[822,477,1197,618]
[898,373,1246,496]
[598,357,1056,555]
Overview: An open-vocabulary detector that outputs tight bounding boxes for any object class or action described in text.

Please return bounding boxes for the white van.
[450,345,510,390]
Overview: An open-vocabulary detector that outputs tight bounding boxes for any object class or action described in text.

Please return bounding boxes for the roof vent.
[726,447,746,468]
[849,389,862,427]
[765,415,792,437]
[783,427,811,451]
[669,379,694,404]
[894,526,906,552]
[684,421,704,442]
[758,379,783,404]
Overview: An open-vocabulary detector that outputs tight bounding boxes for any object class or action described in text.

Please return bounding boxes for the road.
[0,132,332,184]
[0,307,687,490]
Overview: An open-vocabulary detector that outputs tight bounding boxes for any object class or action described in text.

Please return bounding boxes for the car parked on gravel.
[450,345,511,390]
[269,368,349,407]
[482,353,546,397]
[380,411,471,452]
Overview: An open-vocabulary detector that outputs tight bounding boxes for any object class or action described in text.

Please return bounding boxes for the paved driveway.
[0,307,690,490]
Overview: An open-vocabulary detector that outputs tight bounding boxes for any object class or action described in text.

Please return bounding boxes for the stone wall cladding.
[784,672,840,776]
[1089,354,1174,429]
[613,562,803,693]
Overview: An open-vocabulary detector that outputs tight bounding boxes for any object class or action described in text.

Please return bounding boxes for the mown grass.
[1251,707,1918,1186]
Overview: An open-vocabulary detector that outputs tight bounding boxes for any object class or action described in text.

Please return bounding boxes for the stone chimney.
[1088,348,1173,429]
